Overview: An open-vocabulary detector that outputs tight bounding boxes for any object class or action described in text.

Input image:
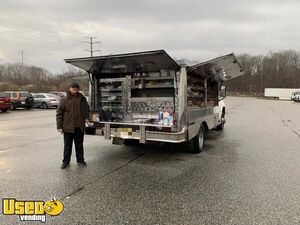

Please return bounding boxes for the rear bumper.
[48,102,59,107]
[90,122,187,144]
[15,101,34,108]
[0,104,11,110]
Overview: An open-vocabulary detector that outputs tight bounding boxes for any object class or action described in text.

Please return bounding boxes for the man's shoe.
[61,163,69,169]
[77,161,87,167]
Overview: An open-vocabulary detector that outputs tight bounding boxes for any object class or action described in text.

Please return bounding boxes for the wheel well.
[202,121,209,132]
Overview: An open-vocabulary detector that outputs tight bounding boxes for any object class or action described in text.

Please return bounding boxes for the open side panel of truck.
[185,53,244,140]
[187,53,244,81]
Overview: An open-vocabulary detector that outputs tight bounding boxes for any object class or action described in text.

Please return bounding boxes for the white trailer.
[264,88,299,100]
[65,50,244,153]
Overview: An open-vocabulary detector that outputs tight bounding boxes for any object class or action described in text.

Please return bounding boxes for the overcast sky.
[0,0,299,73]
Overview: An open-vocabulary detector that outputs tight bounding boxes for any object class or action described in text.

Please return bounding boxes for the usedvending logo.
[2,197,64,223]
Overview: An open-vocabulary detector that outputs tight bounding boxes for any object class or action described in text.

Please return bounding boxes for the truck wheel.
[216,111,225,130]
[191,124,206,154]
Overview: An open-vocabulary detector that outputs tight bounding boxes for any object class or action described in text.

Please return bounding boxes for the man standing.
[56,83,89,169]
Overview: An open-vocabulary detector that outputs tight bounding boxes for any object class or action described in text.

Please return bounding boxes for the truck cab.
[213,85,226,130]
[293,91,300,102]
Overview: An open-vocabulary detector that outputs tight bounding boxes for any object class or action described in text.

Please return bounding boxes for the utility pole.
[83,37,101,106]
[20,50,24,89]
[21,50,24,66]
[84,37,101,57]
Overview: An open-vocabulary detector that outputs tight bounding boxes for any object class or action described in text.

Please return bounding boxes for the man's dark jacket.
[56,92,89,133]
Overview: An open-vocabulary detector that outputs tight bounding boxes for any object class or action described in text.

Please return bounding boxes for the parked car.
[50,91,66,98]
[5,91,34,110]
[32,93,60,109]
[0,92,11,112]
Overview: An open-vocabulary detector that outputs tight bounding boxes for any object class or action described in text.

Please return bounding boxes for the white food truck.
[65,50,243,153]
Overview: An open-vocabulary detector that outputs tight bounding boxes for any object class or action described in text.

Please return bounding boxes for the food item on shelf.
[157,111,174,126]
[187,74,206,108]
[163,111,170,125]
[158,112,163,125]
[148,72,160,77]
[160,70,170,77]
[168,112,174,126]
[91,112,100,122]
[107,96,117,101]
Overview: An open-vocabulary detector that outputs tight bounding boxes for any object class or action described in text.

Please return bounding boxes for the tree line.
[1,49,300,94]
[0,63,88,92]
[227,50,300,95]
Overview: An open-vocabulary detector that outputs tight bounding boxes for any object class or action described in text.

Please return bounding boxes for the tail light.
[5,97,10,104]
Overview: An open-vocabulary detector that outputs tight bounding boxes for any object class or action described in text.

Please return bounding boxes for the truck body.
[264,88,299,100]
[65,50,243,153]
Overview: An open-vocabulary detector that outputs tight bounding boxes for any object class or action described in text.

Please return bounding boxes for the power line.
[20,50,24,88]
[0,31,82,50]
[0,13,101,55]
[84,37,101,57]
[0,18,81,43]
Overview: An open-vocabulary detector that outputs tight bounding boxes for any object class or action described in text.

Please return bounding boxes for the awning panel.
[65,50,180,75]
[187,53,244,81]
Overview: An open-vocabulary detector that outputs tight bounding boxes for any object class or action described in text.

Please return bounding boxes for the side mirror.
[219,85,226,100]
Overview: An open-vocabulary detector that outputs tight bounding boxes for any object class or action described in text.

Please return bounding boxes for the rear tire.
[1,109,7,112]
[190,124,206,154]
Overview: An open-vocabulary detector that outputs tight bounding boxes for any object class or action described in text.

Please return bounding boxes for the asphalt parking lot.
[1,97,300,225]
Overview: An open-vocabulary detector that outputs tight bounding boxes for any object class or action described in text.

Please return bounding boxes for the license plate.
[21,102,25,104]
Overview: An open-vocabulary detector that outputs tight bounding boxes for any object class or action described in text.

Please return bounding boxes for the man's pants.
[63,127,84,164]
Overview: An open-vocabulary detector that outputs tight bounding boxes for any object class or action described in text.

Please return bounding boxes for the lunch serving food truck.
[65,50,243,153]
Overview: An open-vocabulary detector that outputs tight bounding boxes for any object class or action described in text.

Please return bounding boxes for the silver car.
[32,93,60,109]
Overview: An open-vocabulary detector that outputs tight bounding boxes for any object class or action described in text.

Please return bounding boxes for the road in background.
[0,97,300,225]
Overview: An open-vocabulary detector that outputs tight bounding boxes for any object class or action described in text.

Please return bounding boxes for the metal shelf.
[100,94,123,97]
[99,88,122,92]
[145,84,173,89]
[100,100,122,103]
[135,76,174,80]
[101,106,124,109]
[131,84,174,89]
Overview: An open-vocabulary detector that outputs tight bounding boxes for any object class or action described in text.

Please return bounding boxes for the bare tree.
[228,50,300,96]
